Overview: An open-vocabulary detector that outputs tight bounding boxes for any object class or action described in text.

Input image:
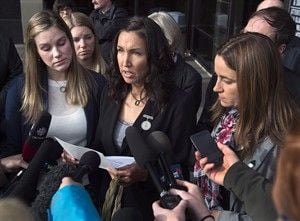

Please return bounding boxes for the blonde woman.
[65,12,107,75]
[5,10,106,155]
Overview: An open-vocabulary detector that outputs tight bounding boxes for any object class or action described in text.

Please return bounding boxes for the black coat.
[90,4,128,63]
[0,34,23,145]
[0,34,23,104]
[283,36,300,74]
[174,55,202,113]
[92,86,196,221]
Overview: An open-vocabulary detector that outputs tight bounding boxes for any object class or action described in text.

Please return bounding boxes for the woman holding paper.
[91,16,196,221]
[5,10,106,156]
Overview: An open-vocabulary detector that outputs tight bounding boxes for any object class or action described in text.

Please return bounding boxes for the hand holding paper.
[54,137,135,172]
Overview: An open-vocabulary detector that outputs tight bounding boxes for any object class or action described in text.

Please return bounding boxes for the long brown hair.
[65,12,107,74]
[22,10,94,123]
[211,32,298,156]
[273,121,300,221]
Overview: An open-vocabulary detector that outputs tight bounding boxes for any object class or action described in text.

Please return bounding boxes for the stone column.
[20,0,43,41]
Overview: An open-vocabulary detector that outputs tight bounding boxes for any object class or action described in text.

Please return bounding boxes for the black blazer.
[174,54,202,113]
[92,85,196,221]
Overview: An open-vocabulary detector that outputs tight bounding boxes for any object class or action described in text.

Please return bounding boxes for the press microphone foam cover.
[79,151,101,171]
[125,127,168,197]
[146,131,173,161]
[125,126,156,167]
[73,151,101,182]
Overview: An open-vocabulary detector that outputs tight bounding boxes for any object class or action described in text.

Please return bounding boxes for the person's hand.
[61,150,79,164]
[169,180,211,220]
[171,179,203,202]
[0,154,28,172]
[108,163,148,186]
[152,199,187,221]
[59,177,81,189]
[197,142,240,185]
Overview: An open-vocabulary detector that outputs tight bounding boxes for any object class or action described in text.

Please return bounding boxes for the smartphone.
[190,130,223,166]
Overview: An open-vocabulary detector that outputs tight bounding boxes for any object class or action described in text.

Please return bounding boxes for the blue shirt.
[48,184,102,221]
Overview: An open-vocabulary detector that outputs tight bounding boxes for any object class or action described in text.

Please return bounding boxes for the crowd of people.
[0,0,299,220]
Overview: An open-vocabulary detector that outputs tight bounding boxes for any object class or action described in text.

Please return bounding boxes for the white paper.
[54,137,135,171]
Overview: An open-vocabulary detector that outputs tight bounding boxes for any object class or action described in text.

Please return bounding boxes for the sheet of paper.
[54,137,135,171]
[106,156,135,168]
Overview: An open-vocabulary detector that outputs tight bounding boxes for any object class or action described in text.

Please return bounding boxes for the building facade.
[1,0,296,73]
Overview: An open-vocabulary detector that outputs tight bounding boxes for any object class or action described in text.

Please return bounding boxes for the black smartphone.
[190,130,223,166]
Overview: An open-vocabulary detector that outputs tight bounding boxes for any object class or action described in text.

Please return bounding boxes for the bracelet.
[200,214,215,221]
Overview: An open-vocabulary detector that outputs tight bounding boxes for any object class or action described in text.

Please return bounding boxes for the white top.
[47,79,87,146]
[113,120,132,148]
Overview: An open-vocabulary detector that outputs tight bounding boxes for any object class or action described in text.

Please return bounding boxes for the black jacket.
[283,36,300,74]
[90,4,128,63]
[174,55,202,113]
[222,137,278,221]
[92,85,196,221]
[0,34,23,145]
[0,34,23,104]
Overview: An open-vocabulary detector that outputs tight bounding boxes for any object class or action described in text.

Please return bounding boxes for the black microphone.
[22,111,52,162]
[6,138,63,205]
[125,126,181,209]
[73,151,101,183]
[125,126,163,193]
[112,207,143,221]
[146,131,177,189]
[31,163,77,221]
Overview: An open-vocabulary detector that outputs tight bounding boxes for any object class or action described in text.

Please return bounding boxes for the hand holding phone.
[190,130,223,166]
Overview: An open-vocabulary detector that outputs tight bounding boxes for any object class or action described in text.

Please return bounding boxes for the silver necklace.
[55,80,66,93]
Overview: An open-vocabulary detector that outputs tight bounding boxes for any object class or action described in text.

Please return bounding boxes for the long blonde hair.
[22,10,94,123]
[65,12,107,74]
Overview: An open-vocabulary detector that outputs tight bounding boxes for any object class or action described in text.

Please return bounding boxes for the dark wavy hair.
[107,16,175,108]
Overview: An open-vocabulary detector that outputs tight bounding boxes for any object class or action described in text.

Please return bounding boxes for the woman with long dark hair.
[92,16,196,221]
[194,32,299,221]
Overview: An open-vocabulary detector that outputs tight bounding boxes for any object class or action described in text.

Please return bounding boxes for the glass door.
[187,0,253,73]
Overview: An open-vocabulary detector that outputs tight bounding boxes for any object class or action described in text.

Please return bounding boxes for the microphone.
[6,138,63,205]
[125,126,181,209]
[73,151,101,183]
[125,126,163,192]
[112,207,143,221]
[31,153,100,220]
[31,163,77,221]
[146,131,178,189]
[22,111,52,162]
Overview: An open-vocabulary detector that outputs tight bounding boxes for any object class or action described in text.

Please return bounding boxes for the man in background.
[90,0,128,63]
[256,0,300,74]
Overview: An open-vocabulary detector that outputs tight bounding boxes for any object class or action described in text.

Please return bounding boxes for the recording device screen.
[190,130,223,166]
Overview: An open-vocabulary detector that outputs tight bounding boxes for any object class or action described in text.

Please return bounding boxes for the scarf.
[194,108,238,209]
